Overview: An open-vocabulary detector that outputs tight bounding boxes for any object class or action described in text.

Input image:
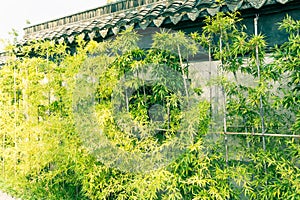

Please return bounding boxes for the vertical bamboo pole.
[2,122,4,177]
[23,63,31,174]
[254,15,266,151]
[13,64,17,176]
[219,29,228,165]
[2,134,4,178]
[244,119,250,149]
[47,50,51,110]
[46,48,52,185]
[125,74,129,112]
[177,45,189,102]
[1,92,5,178]
[254,14,267,174]
[208,43,213,128]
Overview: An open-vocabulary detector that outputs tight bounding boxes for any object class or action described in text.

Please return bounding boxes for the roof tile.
[22,0,295,44]
[248,0,268,9]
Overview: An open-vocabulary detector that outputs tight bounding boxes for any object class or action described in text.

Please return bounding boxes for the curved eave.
[21,0,296,45]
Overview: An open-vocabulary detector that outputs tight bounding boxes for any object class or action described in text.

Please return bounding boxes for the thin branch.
[177,45,189,101]
[214,132,300,138]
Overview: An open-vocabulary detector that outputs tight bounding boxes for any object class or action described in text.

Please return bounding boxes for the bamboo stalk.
[13,63,17,176]
[219,29,228,165]
[254,14,267,175]
[254,15,266,150]
[208,43,213,124]
[2,103,4,178]
[177,45,189,101]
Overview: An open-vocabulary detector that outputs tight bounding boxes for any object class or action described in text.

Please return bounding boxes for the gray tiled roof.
[22,0,295,44]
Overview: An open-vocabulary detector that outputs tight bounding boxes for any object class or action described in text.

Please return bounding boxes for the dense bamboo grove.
[0,13,299,199]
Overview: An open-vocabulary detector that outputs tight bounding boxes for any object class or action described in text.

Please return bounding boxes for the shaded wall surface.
[167,1,300,47]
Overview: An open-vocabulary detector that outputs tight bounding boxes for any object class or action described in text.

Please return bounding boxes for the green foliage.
[192,12,300,199]
[274,15,300,133]
[0,13,299,200]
